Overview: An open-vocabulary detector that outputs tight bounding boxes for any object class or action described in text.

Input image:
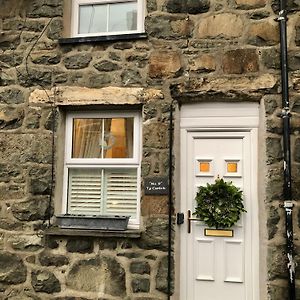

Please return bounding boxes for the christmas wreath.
[194,178,246,229]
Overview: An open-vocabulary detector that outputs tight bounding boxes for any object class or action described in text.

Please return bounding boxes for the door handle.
[187,210,201,233]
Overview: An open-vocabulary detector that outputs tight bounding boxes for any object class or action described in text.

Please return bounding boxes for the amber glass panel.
[72,118,134,159]
[227,162,238,173]
[199,162,210,172]
[104,118,134,158]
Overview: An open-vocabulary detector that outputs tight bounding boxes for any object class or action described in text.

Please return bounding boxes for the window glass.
[79,4,107,34]
[108,2,137,32]
[72,118,134,158]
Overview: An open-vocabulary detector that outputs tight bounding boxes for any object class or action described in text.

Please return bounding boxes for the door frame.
[177,102,260,300]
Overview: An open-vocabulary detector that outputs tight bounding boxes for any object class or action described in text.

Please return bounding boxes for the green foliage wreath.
[194,178,246,229]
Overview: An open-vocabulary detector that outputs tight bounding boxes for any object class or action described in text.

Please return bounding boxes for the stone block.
[141,196,169,216]
[267,245,287,280]
[266,137,283,164]
[146,15,193,40]
[0,52,23,67]
[31,270,61,293]
[126,53,148,68]
[130,261,151,275]
[132,278,150,293]
[156,255,174,294]
[196,13,244,39]
[138,218,169,251]
[66,238,93,253]
[0,164,21,183]
[11,197,52,221]
[261,48,280,69]
[143,122,169,149]
[0,133,53,164]
[0,233,4,250]
[99,239,118,250]
[17,67,52,87]
[63,53,92,69]
[0,106,24,130]
[149,50,182,78]
[222,49,259,74]
[94,60,121,72]
[268,284,289,300]
[8,234,43,252]
[47,18,63,40]
[164,0,210,14]
[113,42,133,50]
[0,183,25,200]
[0,251,27,285]
[267,205,280,240]
[66,257,126,296]
[190,53,216,73]
[25,107,41,129]
[39,251,69,267]
[247,20,279,46]
[0,218,24,231]
[235,0,266,9]
[0,88,25,105]
[147,0,157,12]
[121,69,143,85]
[264,95,280,115]
[26,0,63,18]
[31,51,61,65]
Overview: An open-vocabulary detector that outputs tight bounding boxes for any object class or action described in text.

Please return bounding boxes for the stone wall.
[0,0,300,299]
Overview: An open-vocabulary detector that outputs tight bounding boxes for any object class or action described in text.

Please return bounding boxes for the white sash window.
[71,0,145,37]
[63,111,141,227]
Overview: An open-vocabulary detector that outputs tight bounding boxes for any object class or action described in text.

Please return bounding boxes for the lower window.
[62,111,141,228]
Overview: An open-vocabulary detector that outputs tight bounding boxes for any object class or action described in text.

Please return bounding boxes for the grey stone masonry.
[0,0,300,299]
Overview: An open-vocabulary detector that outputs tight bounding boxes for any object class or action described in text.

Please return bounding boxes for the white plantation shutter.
[68,169,102,215]
[104,169,137,217]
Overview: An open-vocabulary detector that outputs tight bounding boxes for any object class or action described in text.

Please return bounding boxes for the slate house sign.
[144,177,169,195]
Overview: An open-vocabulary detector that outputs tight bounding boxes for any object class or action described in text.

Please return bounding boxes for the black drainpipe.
[167,101,174,300]
[277,1,296,299]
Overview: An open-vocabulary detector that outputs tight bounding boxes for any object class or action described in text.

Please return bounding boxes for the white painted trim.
[71,0,145,37]
[180,102,259,129]
[62,110,141,226]
[179,102,259,300]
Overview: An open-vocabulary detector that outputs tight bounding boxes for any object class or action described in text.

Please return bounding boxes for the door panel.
[180,131,254,300]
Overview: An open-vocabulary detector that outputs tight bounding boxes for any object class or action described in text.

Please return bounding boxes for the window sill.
[59,32,147,45]
[45,226,141,238]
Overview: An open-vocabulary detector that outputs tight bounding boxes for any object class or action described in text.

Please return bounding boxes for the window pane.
[72,119,103,158]
[108,2,137,32]
[104,118,134,158]
[68,168,102,215]
[72,117,134,159]
[79,4,107,34]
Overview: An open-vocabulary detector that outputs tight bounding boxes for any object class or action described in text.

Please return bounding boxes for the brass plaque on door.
[204,228,234,237]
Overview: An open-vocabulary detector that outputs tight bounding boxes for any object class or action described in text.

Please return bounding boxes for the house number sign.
[144,177,169,195]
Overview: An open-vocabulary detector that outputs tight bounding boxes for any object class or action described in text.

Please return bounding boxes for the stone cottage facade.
[0,0,300,299]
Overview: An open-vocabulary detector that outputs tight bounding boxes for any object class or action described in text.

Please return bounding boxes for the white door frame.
[178,102,260,300]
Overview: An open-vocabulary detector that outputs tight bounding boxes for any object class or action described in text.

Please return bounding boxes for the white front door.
[179,103,259,300]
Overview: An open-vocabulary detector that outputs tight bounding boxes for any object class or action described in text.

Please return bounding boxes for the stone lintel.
[29,86,164,106]
[171,74,277,102]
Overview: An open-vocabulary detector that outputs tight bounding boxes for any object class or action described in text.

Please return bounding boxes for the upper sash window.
[72,0,144,37]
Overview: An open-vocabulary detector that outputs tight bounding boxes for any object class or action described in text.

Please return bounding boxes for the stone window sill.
[59,33,147,45]
[45,227,141,238]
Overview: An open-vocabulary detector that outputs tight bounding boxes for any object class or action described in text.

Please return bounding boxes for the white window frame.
[62,111,141,228]
[71,0,145,38]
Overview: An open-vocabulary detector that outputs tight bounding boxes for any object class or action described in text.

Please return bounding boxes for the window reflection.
[72,118,134,159]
